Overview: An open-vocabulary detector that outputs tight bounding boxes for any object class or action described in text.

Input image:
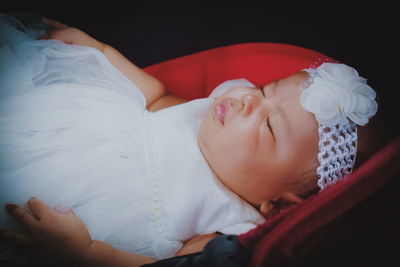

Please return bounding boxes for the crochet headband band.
[300,63,378,190]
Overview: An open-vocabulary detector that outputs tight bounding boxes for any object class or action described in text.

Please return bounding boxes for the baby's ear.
[259,200,277,218]
[259,192,304,218]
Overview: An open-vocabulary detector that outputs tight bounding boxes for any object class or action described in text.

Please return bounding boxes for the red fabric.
[142,43,400,266]
[239,136,400,267]
[144,43,335,99]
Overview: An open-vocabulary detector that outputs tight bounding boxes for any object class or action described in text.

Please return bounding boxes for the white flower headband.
[300,63,378,190]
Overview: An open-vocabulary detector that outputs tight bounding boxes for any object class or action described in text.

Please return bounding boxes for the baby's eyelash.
[258,85,265,96]
[266,117,274,137]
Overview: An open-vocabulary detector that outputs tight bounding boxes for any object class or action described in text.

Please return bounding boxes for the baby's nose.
[240,94,260,116]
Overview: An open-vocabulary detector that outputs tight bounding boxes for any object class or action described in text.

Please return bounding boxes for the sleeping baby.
[0,13,378,266]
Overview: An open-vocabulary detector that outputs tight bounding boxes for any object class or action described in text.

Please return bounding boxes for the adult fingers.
[5,204,38,232]
[0,229,31,249]
[26,198,54,221]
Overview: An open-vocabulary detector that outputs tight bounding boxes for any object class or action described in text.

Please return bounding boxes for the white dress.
[0,14,265,259]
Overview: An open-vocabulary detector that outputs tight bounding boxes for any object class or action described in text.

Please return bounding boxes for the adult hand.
[39,17,106,52]
[0,197,92,266]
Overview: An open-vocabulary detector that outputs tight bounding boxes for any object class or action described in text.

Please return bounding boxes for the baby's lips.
[214,101,228,125]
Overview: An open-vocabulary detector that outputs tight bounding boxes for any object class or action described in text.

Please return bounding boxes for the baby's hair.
[354,105,395,170]
[290,163,319,200]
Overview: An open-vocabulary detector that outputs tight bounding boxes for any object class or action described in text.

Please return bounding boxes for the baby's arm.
[174,233,220,256]
[101,45,187,110]
[40,18,186,110]
[0,198,155,267]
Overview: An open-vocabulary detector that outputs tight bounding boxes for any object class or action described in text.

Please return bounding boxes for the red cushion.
[144,43,335,99]
[143,43,399,266]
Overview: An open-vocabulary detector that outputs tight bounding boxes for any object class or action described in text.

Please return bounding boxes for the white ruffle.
[0,14,265,259]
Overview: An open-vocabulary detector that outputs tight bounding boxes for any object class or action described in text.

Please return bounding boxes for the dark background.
[7,2,398,136]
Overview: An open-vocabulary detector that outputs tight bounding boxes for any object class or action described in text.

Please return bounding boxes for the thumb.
[27,197,53,220]
[53,205,75,215]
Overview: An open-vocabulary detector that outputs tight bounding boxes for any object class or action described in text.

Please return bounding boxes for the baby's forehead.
[276,71,310,86]
[266,72,311,101]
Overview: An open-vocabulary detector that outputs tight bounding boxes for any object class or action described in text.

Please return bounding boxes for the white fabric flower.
[300,63,378,126]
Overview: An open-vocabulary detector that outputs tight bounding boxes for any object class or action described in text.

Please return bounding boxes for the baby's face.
[198,72,320,206]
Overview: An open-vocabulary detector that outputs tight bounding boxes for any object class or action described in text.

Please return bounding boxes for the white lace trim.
[316,122,357,190]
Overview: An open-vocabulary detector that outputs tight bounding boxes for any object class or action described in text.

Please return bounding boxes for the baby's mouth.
[214,100,228,125]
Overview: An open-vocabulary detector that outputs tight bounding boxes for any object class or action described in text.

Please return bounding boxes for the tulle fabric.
[0,13,162,257]
[0,14,265,259]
